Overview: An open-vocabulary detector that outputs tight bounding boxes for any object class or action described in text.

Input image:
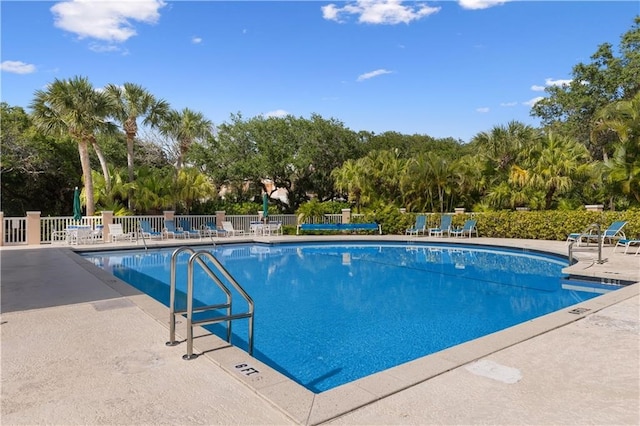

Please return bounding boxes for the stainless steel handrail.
[166,247,255,360]
[568,223,607,265]
[136,221,148,251]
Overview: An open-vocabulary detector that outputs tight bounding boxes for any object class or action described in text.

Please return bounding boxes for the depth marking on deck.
[235,363,261,377]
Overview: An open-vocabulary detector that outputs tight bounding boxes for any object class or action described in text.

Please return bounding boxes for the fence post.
[26,211,41,245]
[215,211,226,228]
[0,212,4,246]
[342,208,351,224]
[163,211,175,221]
[101,211,114,243]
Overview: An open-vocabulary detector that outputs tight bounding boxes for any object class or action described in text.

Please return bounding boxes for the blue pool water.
[82,242,618,393]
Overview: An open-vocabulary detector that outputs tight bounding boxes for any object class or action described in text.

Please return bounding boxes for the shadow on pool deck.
[1,237,639,425]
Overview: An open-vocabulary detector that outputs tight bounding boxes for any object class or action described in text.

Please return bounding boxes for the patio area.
[1,236,638,425]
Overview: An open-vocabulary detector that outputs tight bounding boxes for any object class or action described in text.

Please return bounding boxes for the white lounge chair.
[221,221,245,236]
[108,224,135,242]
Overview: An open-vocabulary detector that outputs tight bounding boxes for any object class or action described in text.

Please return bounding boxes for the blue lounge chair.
[613,238,640,255]
[450,219,478,238]
[201,222,221,237]
[406,214,427,235]
[566,220,627,246]
[163,219,187,239]
[429,214,453,237]
[138,220,163,239]
[179,219,202,239]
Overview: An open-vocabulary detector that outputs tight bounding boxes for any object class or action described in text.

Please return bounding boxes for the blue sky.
[1,1,638,142]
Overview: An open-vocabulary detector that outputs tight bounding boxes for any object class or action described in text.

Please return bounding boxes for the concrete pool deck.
[1,236,638,425]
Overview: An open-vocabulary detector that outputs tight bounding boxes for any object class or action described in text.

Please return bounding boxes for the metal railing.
[166,247,254,360]
[568,223,607,265]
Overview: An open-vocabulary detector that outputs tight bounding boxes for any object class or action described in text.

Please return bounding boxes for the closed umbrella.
[73,187,82,221]
[262,193,269,221]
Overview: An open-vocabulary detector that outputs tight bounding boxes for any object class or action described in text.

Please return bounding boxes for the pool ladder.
[568,223,607,265]
[166,247,255,360]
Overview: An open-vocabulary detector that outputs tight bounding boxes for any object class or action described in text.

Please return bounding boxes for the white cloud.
[264,109,289,118]
[192,36,202,44]
[51,0,166,42]
[458,0,510,10]
[545,77,572,87]
[322,0,440,25]
[88,43,123,53]
[1,60,36,74]
[357,68,393,82]
[476,107,490,113]
[523,96,544,107]
[499,102,517,107]
[530,85,545,91]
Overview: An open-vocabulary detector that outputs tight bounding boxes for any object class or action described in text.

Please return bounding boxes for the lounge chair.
[406,214,427,236]
[138,220,163,239]
[249,221,263,236]
[179,219,202,239]
[221,221,245,236]
[90,224,104,243]
[163,220,187,239]
[613,238,640,255]
[201,222,220,237]
[263,221,283,236]
[566,220,627,246]
[429,214,453,237]
[108,223,135,242]
[450,219,478,238]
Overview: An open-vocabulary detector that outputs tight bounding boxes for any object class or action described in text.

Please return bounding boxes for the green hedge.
[425,210,639,241]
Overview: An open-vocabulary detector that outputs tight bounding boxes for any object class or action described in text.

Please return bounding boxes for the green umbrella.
[73,187,82,221]
[262,193,269,220]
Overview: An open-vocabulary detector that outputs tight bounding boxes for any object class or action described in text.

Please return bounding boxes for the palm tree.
[105,83,170,204]
[30,76,116,216]
[160,108,213,170]
[592,92,640,204]
[332,159,366,212]
[174,167,215,213]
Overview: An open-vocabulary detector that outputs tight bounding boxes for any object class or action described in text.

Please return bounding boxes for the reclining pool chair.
[566,220,627,246]
[450,219,478,238]
[138,220,163,239]
[179,219,202,238]
[163,219,187,239]
[429,214,453,237]
[406,214,427,236]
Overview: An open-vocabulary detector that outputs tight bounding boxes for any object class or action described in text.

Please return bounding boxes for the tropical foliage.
[1,17,639,220]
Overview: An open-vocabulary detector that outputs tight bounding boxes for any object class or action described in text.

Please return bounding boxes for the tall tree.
[593,91,640,205]
[30,76,116,215]
[160,108,212,170]
[531,16,640,159]
[105,83,170,199]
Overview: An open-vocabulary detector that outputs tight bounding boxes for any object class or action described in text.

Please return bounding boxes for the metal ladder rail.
[136,221,148,251]
[166,247,255,359]
[167,247,233,347]
[568,223,606,265]
[183,250,255,360]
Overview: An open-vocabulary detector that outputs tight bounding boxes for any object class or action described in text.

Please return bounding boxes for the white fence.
[1,212,345,245]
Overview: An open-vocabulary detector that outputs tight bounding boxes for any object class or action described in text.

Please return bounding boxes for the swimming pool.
[83,241,620,393]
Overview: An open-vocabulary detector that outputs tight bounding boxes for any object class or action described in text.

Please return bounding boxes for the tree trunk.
[90,138,111,192]
[126,132,135,210]
[78,139,95,216]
